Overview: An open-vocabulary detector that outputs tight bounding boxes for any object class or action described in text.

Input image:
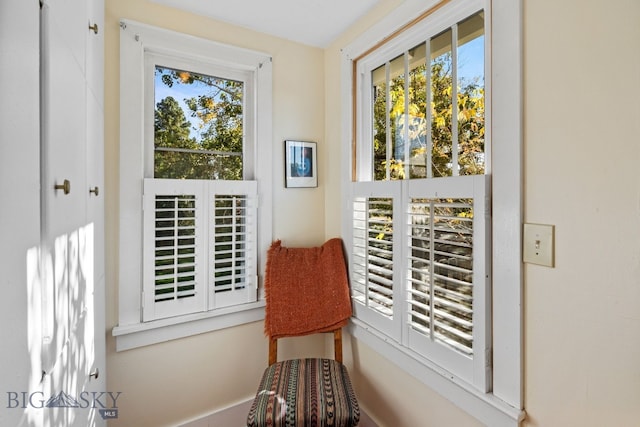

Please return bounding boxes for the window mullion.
[155,146,242,158]
[385,62,391,181]
[425,40,433,179]
[403,52,410,179]
[451,24,459,177]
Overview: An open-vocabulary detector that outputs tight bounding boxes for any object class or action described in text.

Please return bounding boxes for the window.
[351,2,490,391]
[342,0,523,425]
[142,52,258,322]
[151,62,248,181]
[114,20,272,349]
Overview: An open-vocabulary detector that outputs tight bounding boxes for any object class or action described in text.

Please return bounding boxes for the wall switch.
[523,223,555,267]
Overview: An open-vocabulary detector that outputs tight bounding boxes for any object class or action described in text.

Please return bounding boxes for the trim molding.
[348,320,525,427]
[113,304,264,351]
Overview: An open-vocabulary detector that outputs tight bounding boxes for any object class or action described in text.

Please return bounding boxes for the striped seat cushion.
[247,358,360,427]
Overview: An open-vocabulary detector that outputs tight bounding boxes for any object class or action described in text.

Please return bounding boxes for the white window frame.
[113,20,273,351]
[341,1,524,426]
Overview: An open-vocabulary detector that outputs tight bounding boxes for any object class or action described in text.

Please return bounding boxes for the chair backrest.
[264,239,352,366]
[269,328,343,365]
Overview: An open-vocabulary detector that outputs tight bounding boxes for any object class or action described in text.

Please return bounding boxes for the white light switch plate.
[523,223,555,267]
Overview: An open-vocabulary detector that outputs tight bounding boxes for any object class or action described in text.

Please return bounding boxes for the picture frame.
[284,140,317,188]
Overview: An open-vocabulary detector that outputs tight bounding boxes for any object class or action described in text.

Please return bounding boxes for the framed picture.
[284,140,317,188]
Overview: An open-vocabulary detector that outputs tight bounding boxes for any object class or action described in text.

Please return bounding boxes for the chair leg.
[334,329,343,363]
[269,337,277,365]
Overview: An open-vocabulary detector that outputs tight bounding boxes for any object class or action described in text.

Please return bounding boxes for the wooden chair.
[246,328,359,427]
[268,329,344,366]
[246,239,360,427]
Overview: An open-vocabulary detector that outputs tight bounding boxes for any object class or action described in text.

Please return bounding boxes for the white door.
[39,0,106,425]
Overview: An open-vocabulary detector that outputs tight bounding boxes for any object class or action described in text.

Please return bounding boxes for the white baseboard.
[178,398,378,427]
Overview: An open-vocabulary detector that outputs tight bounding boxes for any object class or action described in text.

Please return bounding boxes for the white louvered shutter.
[350,180,402,338]
[143,178,207,321]
[143,179,258,321]
[405,174,491,390]
[349,175,491,391]
[208,180,258,309]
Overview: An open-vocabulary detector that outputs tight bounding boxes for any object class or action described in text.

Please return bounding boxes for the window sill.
[347,319,526,427]
[112,301,265,351]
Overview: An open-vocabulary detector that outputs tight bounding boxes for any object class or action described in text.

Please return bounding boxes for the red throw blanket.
[264,238,353,339]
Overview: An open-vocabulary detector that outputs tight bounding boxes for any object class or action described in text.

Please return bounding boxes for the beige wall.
[104,0,640,425]
[104,1,326,425]
[523,0,640,425]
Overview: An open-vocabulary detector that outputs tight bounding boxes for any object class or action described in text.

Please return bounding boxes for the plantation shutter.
[405,174,491,390]
[208,180,258,309]
[350,180,402,338]
[143,179,258,321]
[143,178,207,321]
[349,175,491,390]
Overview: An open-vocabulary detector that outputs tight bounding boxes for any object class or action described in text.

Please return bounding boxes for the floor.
[179,399,378,427]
